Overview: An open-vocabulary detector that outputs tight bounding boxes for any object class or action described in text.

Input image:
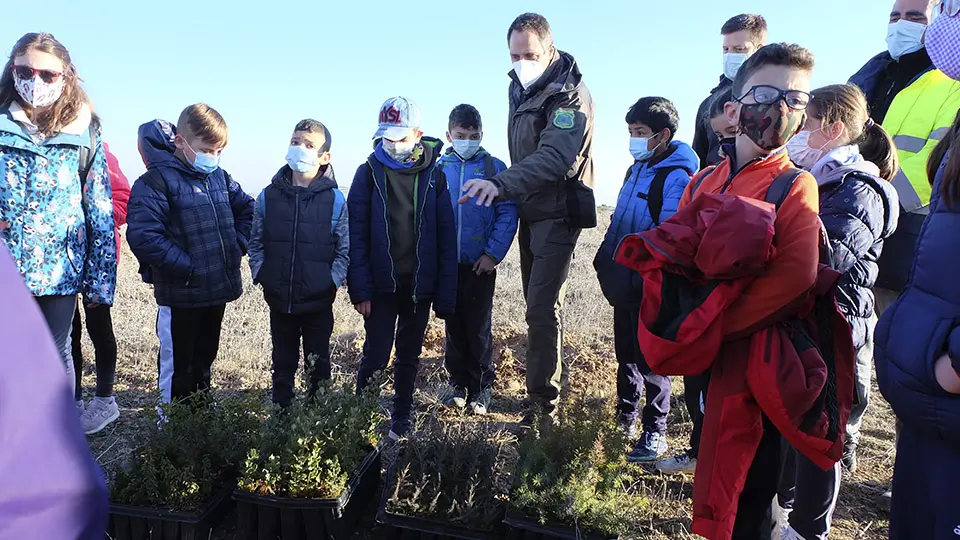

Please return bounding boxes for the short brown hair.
[721,14,767,44]
[507,13,552,45]
[294,119,332,153]
[177,103,228,147]
[732,43,815,99]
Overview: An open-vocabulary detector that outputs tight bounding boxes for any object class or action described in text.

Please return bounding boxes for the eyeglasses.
[11,65,64,84]
[737,85,811,111]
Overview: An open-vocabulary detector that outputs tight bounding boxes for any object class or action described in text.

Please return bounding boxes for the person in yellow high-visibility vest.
[851,0,960,312]
[849,0,960,514]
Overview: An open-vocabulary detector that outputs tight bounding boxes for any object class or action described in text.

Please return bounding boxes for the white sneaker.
[655,452,698,474]
[81,397,120,435]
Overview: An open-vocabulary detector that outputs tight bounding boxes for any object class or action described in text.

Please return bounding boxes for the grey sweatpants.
[35,295,78,390]
[518,218,581,413]
[847,312,879,444]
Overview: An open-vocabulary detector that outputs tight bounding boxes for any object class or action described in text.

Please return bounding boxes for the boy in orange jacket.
[677,43,821,539]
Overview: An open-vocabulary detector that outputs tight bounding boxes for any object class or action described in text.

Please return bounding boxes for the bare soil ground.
[87,211,895,539]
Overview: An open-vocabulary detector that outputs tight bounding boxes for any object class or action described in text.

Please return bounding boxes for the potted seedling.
[379,419,516,539]
[505,400,649,540]
[108,394,262,540]
[234,376,384,540]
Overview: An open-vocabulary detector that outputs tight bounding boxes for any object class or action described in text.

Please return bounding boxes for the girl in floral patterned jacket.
[0,33,116,388]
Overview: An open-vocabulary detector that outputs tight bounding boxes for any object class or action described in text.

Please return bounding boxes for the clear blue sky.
[4,0,891,205]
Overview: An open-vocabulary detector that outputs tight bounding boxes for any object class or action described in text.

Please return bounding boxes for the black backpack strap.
[643,165,683,226]
[690,165,717,197]
[764,168,805,211]
[483,153,496,178]
[78,123,98,188]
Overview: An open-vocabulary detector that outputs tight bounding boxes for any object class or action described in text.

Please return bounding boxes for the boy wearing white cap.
[348,96,458,439]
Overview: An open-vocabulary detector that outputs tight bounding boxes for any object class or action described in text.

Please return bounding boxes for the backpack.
[632,165,687,226]
[690,166,802,211]
[78,124,98,187]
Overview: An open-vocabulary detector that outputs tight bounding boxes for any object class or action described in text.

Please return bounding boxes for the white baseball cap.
[374,96,422,141]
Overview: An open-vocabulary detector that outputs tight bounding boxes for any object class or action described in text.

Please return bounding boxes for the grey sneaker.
[468,388,493,415]
[656,451,698,474]
[627,431,669,463]
[81,397,120,435]
[441,385,468,409]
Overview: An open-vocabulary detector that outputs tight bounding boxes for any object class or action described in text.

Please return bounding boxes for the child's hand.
[354,301,371,318]
[934,354,960,394]
[473,255,497,275]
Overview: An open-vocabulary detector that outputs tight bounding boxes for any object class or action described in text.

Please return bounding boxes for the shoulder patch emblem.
[553,109,576,130]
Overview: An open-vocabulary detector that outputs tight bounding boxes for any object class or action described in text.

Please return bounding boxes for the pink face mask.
[927,1,960,81]
[13,73,65,108]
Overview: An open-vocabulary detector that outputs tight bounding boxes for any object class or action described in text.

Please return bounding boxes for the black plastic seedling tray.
[107,484,234,540]
[503,510,618,540]
[378,509,500,540]
[232,447,381,540]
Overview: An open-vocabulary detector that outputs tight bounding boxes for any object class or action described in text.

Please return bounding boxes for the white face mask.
[629,136,659,161]
[786,130,829,170]
[286,145,319,174]
[723,52,749,81]
[383,139,416,160]
[13,73,65,108]
[452,139,481,160]
[887,20,927,60]
[513,60,546,89]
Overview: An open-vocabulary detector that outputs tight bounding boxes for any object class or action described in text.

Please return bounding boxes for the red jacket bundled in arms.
[617,151,855,540]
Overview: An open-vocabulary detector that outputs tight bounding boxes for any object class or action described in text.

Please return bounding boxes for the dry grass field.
[82,209,897,539]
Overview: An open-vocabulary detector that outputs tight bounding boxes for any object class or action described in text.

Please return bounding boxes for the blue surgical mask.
[452,139,481,160]
[286,145,319,173]
[184,140,220,174]
[630,136,659,161]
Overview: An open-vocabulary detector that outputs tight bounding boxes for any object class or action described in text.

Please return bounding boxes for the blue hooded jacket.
[0,105,116,305]
[875,150,960,443]
[815,150,899,350]
[347,137,457,315]
[594,141,697,306]
[126,120,254,308]
[439,148,518,265]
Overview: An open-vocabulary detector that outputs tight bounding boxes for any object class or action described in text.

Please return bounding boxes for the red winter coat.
[103,143,130,255]
[616,193,854,540]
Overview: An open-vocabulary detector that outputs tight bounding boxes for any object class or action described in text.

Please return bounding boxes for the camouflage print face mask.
[738,101,806,151]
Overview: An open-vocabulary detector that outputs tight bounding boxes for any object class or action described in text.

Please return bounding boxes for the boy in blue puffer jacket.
[438,104,518,415]
[348,97,457,439]
[127,104,254,405]
[594,97,697,463]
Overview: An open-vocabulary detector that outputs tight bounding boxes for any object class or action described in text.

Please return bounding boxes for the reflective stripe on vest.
[882,69,960,212]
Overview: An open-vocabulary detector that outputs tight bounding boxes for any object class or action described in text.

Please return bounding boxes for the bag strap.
[644,165,683,226]
[331,188,345,232]
[690,165,717,197]
[483,153,496,179]
[764,168,805,211]
[78,127,97,188]
[257,187,268,219]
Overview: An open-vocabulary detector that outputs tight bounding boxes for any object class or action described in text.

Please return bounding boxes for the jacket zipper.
[203,178,230,284]
[370,160,398,292]
[412,172,425,304]
[457,161,465,263]
[287,190,300,314]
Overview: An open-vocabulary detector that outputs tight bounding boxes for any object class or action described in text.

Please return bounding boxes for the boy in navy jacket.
[127,104,254,404]
[439,105,518,415]
[248,119,348,408]
[348,97,457,439]
[594,97,697,463]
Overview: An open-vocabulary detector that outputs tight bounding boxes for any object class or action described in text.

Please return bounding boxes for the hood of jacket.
[439,146,493,165]
[270,163,338,195]
[370,136,443,174]
[646,141,700,175]
[137,119,198,177]
[818,155,900,238]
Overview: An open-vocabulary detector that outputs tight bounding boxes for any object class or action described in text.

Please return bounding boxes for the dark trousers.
[269,307,334,407]
[444,265,496,395]
[776,443,841,540]
[156,304,226,403]
[731,414,781,540]
[35,295,77,385]
[890,424,960,540]
[684,370,711,457]
[356,284,431,420]
[613,306,670,433]
[72,303,117,400]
